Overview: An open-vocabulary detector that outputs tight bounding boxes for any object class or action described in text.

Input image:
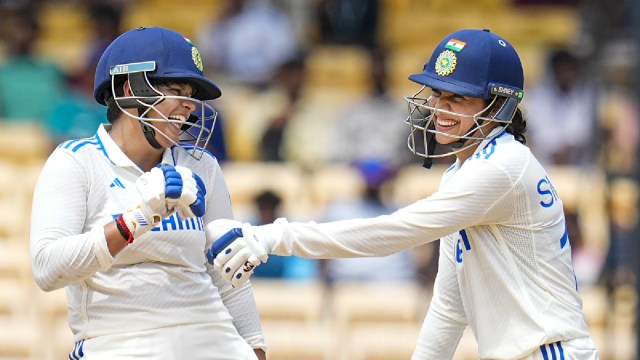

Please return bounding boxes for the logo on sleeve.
[109,178,125,189]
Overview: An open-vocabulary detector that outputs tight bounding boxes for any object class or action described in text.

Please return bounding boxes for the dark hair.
[105,76,126,123]
[485,97,527,144]
[507,107,527,144]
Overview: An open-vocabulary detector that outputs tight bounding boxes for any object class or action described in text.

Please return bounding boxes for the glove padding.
[121,165,182,239]
[167,166,207,219]
[205,219,269,287]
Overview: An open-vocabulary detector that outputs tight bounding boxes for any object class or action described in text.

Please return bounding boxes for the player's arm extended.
[412,237,467,360]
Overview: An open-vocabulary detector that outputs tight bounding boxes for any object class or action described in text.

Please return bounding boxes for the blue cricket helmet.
[93,26,221,105]
[403,29,525,166]
[408,29,524,99]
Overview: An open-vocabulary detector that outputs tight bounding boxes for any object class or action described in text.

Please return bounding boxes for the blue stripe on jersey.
[560,227,569,249]
[68,339,84,359]
[60,135,106,155]
[180,144,216,160]
[60,138,83,150]
[557,341,565,360]
[549,343,558,360]
[94,130,111,160]
[540,345,549,360]
[471,129,507,161]
[460,229,471,250]
[445,163,456,173]
[72,138,100,153]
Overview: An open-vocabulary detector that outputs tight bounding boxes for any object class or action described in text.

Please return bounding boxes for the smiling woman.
[29,26,267,360]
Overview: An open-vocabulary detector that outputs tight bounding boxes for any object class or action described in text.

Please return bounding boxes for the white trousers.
[71,322,257,360]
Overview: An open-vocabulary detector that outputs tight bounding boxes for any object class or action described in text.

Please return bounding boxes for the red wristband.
[115,215,134,245]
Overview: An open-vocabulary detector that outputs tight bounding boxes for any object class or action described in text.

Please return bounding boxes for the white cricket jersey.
[267,128,593,359]
[31,125,264,348]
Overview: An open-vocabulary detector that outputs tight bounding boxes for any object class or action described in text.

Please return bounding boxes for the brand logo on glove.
[242,261,255,272]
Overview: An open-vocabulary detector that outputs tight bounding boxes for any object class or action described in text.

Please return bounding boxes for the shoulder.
[468,132,530,168]
[55,135,106,159]
[172,146,222,176]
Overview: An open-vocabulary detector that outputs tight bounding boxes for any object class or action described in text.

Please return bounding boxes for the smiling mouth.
[168,115,187,132]
[436,118,457,128]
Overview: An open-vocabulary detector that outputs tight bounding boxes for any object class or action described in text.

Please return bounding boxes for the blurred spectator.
[315,0,380,49]
[320,159,418,284]
[259,53,306,161]
[0,5,66,123]
[598,177,637,293]
[42,2,123,148]
[44,61,105,148]
[251,189,319,280]
[84,1,123,69]
[596,39,640,174]
[524,48,599,166]
[329,48,415,168]
[196,0,299,88]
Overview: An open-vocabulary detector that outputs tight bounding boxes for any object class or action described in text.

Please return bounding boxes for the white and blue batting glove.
[168,166,207,220]
[205,219,270,288]
[120,165,182,240]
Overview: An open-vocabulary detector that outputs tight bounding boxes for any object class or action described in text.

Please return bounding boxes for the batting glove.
[119,165,182,240]
[205,219,270,287]
[168,166,206,220]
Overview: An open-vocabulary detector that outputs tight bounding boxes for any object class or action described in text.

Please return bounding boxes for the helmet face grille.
[403,86,514,160]
[112,72,219,160]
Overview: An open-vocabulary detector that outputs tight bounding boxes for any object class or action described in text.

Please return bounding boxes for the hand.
[168,166,207,219]
[119,165,182,240]
[205,219,269,287]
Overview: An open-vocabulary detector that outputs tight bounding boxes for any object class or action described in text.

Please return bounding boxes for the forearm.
[31,226,113,291]
[265,212,454,259]
[412,308,466,360]
[217,279,267,351]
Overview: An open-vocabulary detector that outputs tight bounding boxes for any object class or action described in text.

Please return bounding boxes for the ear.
[122,80,133,97]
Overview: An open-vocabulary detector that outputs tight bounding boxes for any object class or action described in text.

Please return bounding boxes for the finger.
[180,179,197,206]
[161,165,183,200]
[230,256,260,288]
[175,203,195,220]
[218,247,253,283]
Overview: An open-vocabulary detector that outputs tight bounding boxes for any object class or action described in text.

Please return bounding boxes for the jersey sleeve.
[412,238,467,360]
[267,160,515,259]
[30,149,114,291]
[202,159,266,350]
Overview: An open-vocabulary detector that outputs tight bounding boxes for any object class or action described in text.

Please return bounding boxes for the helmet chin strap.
[138,108,164,150]
[141,122,164,150]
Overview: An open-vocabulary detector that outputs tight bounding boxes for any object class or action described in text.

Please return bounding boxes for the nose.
[182,98,197,113]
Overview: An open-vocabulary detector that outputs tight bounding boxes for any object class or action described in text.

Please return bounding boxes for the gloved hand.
[118,165,183,241]
[168,166,207,219]
[205,219,270,287]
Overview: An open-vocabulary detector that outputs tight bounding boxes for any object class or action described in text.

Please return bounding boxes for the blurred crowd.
[0,0,639,320]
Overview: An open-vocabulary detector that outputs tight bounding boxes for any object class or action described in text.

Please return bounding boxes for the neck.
[110,117,164,172]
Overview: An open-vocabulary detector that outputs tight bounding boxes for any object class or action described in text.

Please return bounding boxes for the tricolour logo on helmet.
[192,47,203,72]
[445,39,466,52]
[435,50,457,76]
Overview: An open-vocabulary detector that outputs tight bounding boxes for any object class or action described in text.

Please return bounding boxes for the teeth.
[168,115,187,121]
[437,119,457,127]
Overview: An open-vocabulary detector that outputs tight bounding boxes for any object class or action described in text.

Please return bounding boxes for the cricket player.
[30,27,266,359]
[206,29,600,359]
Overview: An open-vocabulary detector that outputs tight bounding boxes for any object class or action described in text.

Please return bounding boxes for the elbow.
[31,253,60,292]
[32,272,57,292]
